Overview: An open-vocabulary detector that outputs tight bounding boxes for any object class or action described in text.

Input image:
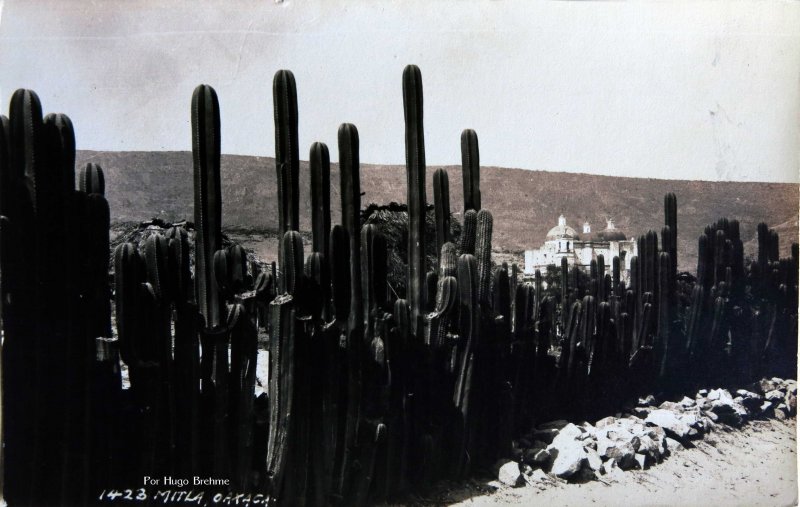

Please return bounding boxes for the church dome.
[590,219,627,241]
[546,215,580,240]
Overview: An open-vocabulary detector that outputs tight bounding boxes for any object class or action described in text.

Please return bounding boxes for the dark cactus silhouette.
[460,129,480,212]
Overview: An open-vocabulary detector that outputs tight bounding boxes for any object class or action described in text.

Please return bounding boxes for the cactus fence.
[0,67,797,507]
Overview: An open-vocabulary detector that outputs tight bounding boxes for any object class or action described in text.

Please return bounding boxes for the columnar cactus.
[534,269,543,321]
[596,254,605,302]
[273,70,300,237]
[4,89,54,506]
[310,142,331,257]
[475,209,493,307]
[492,266,511,328]
[439,242,458,278]
[330,225,351,324]
[459,209,477,255]
[281,231,304,297]
[78,162,105,195]
[433,168,451,266]
[191,84,223,330]
[167,228,199,478]
[656,251,672,381]
[362,224,388,337]
[403,64,427,337]
[114,243,145,366]
[453,253,479,476]
[339,123,363,330]
[335,123,365,501]
[460,129,480,212]
[664,192,677,280]
[265,294,296,500]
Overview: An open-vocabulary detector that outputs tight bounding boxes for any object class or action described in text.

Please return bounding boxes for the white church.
[524,215,637,280]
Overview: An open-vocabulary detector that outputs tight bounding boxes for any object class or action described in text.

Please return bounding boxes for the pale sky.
[0,0,798,183]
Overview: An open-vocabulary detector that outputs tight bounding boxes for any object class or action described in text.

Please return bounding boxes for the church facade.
[524,215,637,281]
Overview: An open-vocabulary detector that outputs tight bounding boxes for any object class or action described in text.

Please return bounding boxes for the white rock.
[596,416,617,428]
[707,388,733,403]
[659,401,685,412]
[665,437,683,453]
[586,448,603,471]
[497,460,524,487]
[785,392,797,415]
[554,423,583,441]
[637,435,662,461]
[645,409,693,439]
[548,431,588,479]
[526,468,550,484]
[602,459,627,479]
[606,440,638,470]
[765,389,784,402]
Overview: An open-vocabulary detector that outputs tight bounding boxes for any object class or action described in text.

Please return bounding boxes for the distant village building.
[524,215,637,281]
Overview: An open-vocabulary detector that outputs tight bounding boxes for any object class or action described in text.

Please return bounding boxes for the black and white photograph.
[0,1,797,506]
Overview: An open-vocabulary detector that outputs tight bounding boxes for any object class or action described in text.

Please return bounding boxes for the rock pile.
[496,377,797,487]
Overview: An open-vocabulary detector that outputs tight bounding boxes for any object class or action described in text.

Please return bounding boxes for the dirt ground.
[419,418,797,507]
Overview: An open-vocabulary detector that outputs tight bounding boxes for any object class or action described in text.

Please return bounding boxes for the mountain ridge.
[80,150,799,272]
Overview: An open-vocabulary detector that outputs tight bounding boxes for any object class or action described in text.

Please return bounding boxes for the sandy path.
[425,418,796,507]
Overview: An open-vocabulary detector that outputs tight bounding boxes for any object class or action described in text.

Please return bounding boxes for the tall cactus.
[403,64,427,337]
[460,129,480,212]
[4,89,49,505]
[335,123,367,501]
[339,123,362,330]
[191,84,223,330]
[274,70,300,236]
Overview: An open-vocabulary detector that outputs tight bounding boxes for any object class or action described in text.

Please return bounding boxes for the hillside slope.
[78,150,798,272]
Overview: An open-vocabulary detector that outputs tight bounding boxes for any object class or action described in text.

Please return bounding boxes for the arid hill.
[78,150,798,273]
